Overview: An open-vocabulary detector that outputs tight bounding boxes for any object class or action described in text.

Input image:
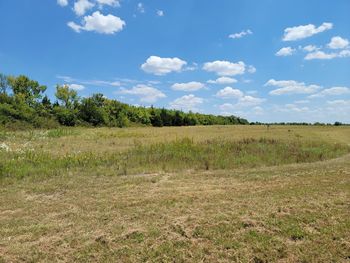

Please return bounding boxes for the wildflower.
[0,143,10,152]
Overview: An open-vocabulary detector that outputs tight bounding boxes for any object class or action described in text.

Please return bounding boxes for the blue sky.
[1,0,350,123]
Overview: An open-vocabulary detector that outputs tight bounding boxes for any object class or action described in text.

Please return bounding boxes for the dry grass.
[0,125,349,262]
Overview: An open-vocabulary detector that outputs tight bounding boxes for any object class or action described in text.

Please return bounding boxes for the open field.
[1,125,350,262]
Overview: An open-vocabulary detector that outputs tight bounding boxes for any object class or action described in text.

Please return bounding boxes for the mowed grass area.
[0,125,350,262]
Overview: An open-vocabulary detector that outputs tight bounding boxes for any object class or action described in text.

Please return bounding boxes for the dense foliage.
[0,73,248,129]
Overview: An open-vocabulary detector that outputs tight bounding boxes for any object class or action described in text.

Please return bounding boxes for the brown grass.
[0,125,349,262]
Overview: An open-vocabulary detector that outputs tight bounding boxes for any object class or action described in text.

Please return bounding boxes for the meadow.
[0,125,350,262]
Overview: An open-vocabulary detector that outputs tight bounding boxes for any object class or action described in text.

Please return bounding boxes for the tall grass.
[1,137,349,181]
[46,128,79,138]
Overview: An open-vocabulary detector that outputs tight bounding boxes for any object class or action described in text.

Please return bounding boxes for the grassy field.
[0,125,350,262]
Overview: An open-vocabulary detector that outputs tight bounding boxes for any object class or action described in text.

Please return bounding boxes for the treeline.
[250,122,348,126]
[0,73,248,129]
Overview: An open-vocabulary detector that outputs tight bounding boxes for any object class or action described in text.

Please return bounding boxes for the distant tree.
[55,85,78,109]
[173,111,184,126]
[160,108,172,126]
[150,107,163,127]
[79,94,108,126]
[334,121,342,126]
[8,75,47,105]
[116,111,129,128]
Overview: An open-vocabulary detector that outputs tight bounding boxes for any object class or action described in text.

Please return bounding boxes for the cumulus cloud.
[119,84,166,103]
[216,87,265,111]
[171,82,205,92]
[305,51,337,60]
[141,56,187,75]
[219,96,265,112]
[265,79,321,95]
[68,83,85,90]
[236,96,265,107]
[284,104,310,113]
[327,36,349,49]
[228,29,252,39]
[275,47,295,56]
[68,11,125,34]
[157,10,164,16]
[309,86,350,98]
[73,0,95,16]
[283,22,333,41]
[203,60,246,76]
[339,50,350,57]
[96,0,120,7]
[247,65,256,73]
[169,94,203,112]
[302,45,319,52]
[216,87,244,99]
[303,50,350,60]
[57,0,68,7]
[207,77,237,85]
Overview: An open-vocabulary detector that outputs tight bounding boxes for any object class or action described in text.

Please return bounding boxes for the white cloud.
[339,50,350,57]
[73,0,95,16]
[305,51,338,60]
[294,100,310,104]
[219,96,265,111]
[157,10,164,16]
[216,87,244,99]
[137,2,145,13]
[141,56,187,75]
[228,29,252,39]
[327,100,350,106]
[219,103,236,112]
[57,75,121,87]
[284,104,310,113]
[67,21,82,32]
[275,47,295,56]
[236,96,265,107]
[265,79,321,95]
[96,0,120,7]
[247,65,256,73]
[68,11,125,34]
[184,62,198,72]
[57,0,68,7]
[169,94,203,112]
[327,36,349,49]
[283,22,333,41]
[171,82,205,92]
[68,83,85,90]
[302,45,319,52]
[309,86,350,98]
[207,77,237,85]
[203,60,246,76]
[119,84,166,103]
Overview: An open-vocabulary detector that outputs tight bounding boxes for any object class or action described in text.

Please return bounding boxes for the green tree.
[8,75,47,105]
[79,94,108,126]
[173,111,184,126]
[150,107,163,127]
[160,108,172,126]
[55,85,79,109]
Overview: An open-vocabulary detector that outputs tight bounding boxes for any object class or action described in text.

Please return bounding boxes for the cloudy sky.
[1,0,350,123]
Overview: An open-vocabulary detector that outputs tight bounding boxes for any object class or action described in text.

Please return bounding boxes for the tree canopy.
[0,73,250,129]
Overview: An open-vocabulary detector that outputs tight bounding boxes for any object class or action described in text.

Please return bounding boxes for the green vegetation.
[1,136,348,181]
[0,73,248,129]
